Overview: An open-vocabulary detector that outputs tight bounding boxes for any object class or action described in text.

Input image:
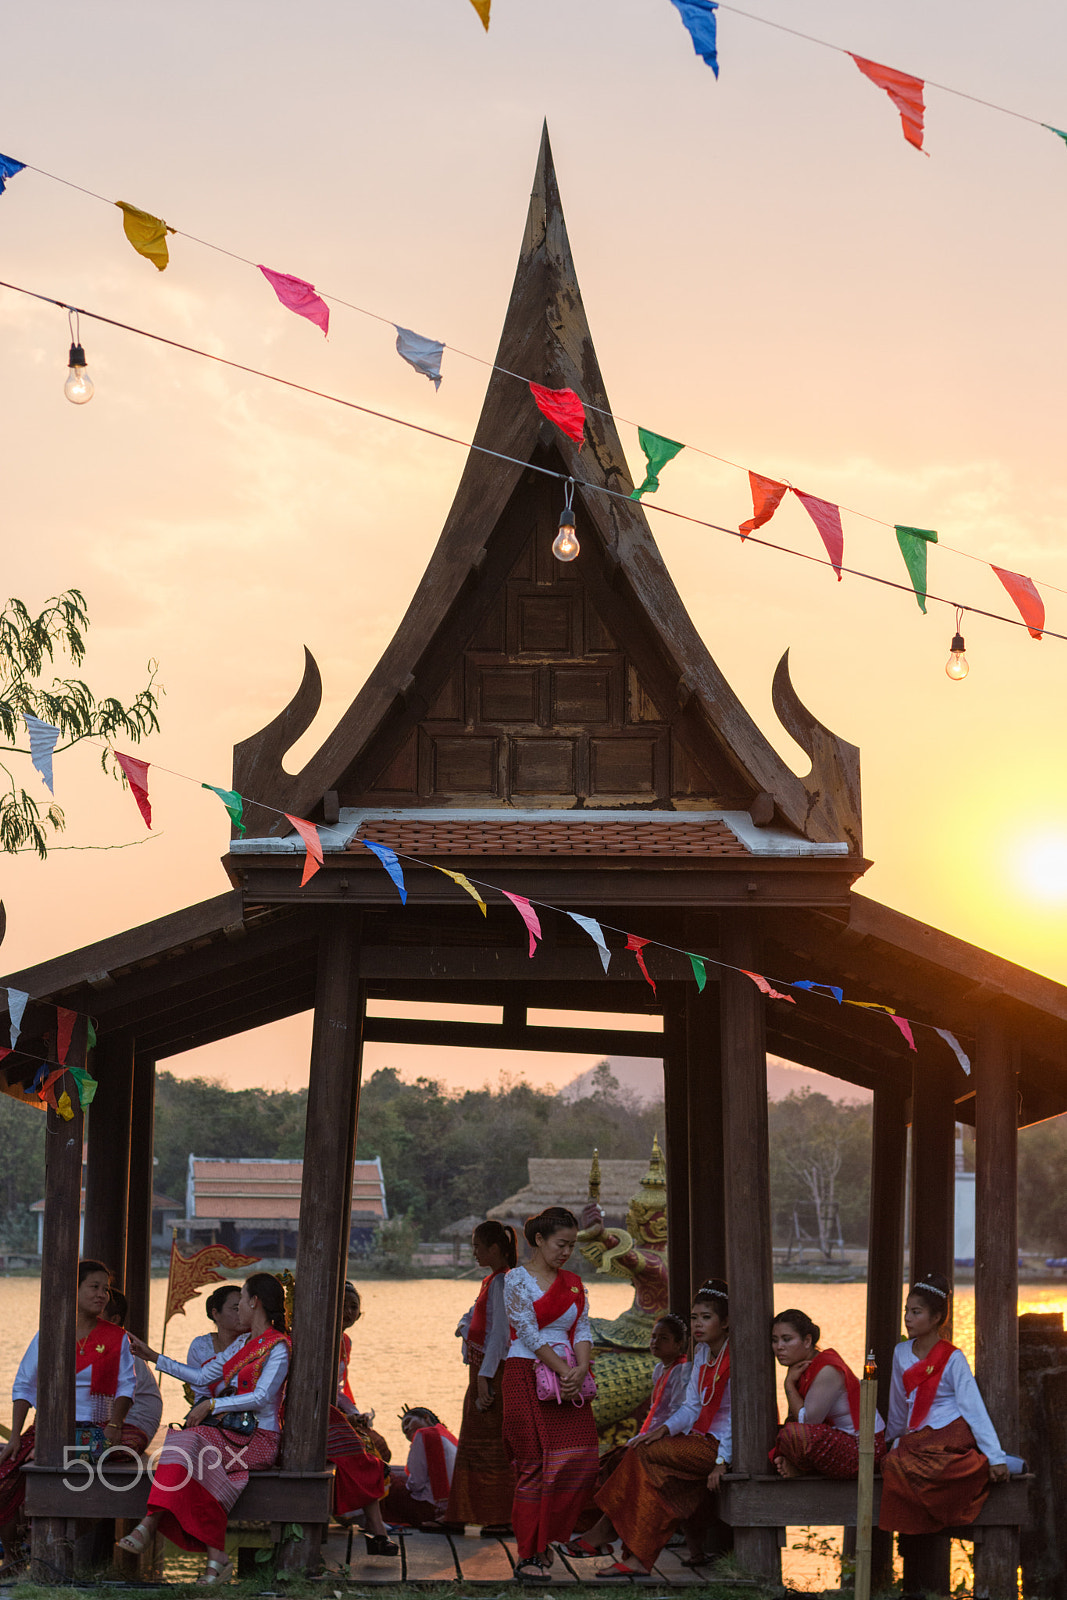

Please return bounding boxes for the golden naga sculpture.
[578,1137,670,1451]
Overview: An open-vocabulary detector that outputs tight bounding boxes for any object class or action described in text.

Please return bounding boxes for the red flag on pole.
[991,566,1044,639]
[740,969,796,1004]
[529,382,586,447]
[55,1007,77,1065]
[115,753,152,828]
[850,55,926,151]
[793,490,844,580]
[740,472,789,537]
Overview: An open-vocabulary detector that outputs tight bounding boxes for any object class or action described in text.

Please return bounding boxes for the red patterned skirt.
[147,1424,280,1551]
[0,1425,35,1525]
[595,1433,720,1573]
[773,1420,888,1480]
[502,1359,599,1559]
[447,1345,515,1525]
[879,1416,991,1534]
[327,1406,387,1518]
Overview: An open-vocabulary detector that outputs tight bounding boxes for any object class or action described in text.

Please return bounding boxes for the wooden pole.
[686,984,726,1286]
[661,998,692,1316]
[973,1002,1020,1600]
[82,1033,134,1278]
[853,1362,878,1600]
[719,911,780,1584]
[865,1084,907,1589]
[279,909,364,1573]
[124,1055,156,1341]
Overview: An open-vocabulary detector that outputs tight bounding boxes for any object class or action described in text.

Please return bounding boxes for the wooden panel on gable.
[368,729,418,795]
[477,666,539,725]
[672,739,719,801]
[550,666,614,726]
[429,660,464,722]
[591,736,659,796]
[512,739,576,796]
[512,590,578,655]
[627,664,663,725]
[432,735,498,796]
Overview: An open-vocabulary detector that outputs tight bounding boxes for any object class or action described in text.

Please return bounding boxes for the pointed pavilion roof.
[232,125,861,852]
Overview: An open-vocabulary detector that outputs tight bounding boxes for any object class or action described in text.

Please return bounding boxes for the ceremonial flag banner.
[23,714,60,793]
[626,934,657,995]
[992,566,1045,639]
[895,526,938,613]
[1047,126,1067,149]
[203,784,247,835]
[888,1015,917,1051]
[68,1064,98,1109]
[669,0,720,76]
[0,153,25,194]
[435,866,487,914]
[395,326,445,390]
[285,813,324,886]
[116,202,174,270]
[792,978,844,1003]
[164,1240,260,1327]
[7,988,29,1050]
[468,0,490,27]
[502,891,541,958]
[116,753,152,828]
[850,55,926,151]
[741,969,795,1003]
[57,1090,74,1122]
[688,953,708,992]
[55,1007,76,1065]
[529,382,586,446]
[258,265,330,336]
[793,489,845,579]
[630,427,684,499]
[935,1027,971,1076]
[740,472,789,537]
[362,838,408,903]
[569,913,611,973]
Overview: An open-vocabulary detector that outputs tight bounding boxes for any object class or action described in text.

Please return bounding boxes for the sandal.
[364,1533,399,1556]
[198,1556,233,1584]
[116,1522,153,1556]
[596,1561,644,1579]
[514,1558,552,1582]
[558,1537,612,1557]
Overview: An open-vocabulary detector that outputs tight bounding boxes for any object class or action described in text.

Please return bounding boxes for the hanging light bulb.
[552,478,579,562]
[945,606,969,681]
[64,310,94,405]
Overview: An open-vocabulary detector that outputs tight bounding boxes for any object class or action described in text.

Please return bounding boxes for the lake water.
[4,1276,1064,1588]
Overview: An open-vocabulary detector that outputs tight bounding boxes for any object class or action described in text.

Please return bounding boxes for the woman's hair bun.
[523,1206,578,1248]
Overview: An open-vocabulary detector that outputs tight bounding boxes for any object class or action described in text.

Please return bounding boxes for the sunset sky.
[1,0,1065,1092]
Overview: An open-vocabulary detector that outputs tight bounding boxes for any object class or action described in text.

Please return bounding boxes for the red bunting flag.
[991,566,1044,640]
[502,891,541,958]
[55,1007,76,1065]
[258,265,330,336]
[115,753,152,828]
[888,1015,917,1051]
[740,969,795,1004]
[626,934,657,996]
[38,1067,66,1110]
[284,814,324,886]
[850,55,926,151]
[792,490,844,580]
[529,382,586,447]
[740,472,789,537]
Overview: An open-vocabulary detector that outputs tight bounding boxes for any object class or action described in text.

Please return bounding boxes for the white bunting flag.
[395,326,445,390]
[23,714,60,793]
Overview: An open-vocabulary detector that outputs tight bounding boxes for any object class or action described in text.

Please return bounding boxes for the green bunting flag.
[630,427,685,499]
[1045,126,1067,148]
[86,1018,97,1051]
[67,1065,98,1110]
[203,784,248,835]
[894,525,938,612]
[688,953,707,992]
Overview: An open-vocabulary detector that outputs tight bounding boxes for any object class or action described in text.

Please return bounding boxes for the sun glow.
[1017,834,1067,903]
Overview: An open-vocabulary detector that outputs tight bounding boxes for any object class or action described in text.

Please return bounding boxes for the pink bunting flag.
[888,1014,917,1051]
[991,566,1044,640]
[740,969,795,1004]
[740,472,789,537]
[502,891,541,958]
[115,753,152,828]
[792,490,844,580]
[529,382,585,447]
[850,55,926,152]
[284,813,324,886]
[56,1007,77,1065]
[625,934,657,995]
[258,265,330,337]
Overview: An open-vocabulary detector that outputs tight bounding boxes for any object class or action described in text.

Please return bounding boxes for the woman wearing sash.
[328,1283,397,1556]
[120,1272,290,1583]
[0,1259,135,1548]
[502,1207,599,1581]
[770,1308,886,1479]
[591,1281,732,1578]
[879,1272,1008,1536]
[382,1407,459,1527]
[185,1285,243,1402]
[447,1220,517,1531]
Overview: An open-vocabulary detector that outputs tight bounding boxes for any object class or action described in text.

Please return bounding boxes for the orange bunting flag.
[55,1007,77,1065]
[529,382,586,447]
[740,472,789,537]
[164,1239,261,1327]
[740,969,795,1004]
[468,0,490,27]
[502,891,541,958]
[850,55,926,152]
[626,934,656,995]
[285,814,324,885]
[992,566,1044,640]
[793,489,844,580]
[115,753,152,828]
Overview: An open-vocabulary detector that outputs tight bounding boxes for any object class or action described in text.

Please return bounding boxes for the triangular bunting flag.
[86,1018,97,1051]
[258,265,330,337]
[888,1015,917,1051]
[894,526,937,613]
[7,988,29,1050]
[57,1090,75,1121]
[23,714,60,793]
[626,934,657,995]
[202,784,247,835]
[570,913,611,974]
[688,953,708,993]
[850,1001,896,1014]
[741,969,795,1004]
[115,202,174,270]
[31,1063,48,1092]
[0,153,26,195]
[935,1027,971,1076]
[55,1007,77,1065]
[469,0,490,27]
[793,490,844,580]
[529,382,585,446]
[502,891,541,958]
[740,472,789,537]
[630,428,684,499]
[38,1067,65,1110]
[395,327,445,390]
[435,866,487,915]
[285,813,324,886]
[790,978,843,1003]
[991,566,1044,640]
[850,55,926,151]
[1045,126,1067,149]
[669,0,720,77]
[362,838,408,903]
[115,753,152,828]
[68,1064,98,1109]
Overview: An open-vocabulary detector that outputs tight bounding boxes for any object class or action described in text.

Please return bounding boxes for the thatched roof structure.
[487,1157,649,1229]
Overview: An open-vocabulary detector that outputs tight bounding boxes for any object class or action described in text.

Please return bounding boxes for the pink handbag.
[534,1347,597,1406]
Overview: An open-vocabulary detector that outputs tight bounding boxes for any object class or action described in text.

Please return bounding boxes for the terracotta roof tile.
[348,817,748,858]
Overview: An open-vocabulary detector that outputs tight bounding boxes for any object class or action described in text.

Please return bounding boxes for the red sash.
[798,1348,861,1430]
[902,1339,956,1430]
[532,1270,585,1346]
[639,1357,683,1434]
[339,1332,355,1403]
[75,1318,126,1398]
[468,1270,503,1348]
[212,1328,290,1397]
[417,1423,458,1502]
[695,1342,731,1434]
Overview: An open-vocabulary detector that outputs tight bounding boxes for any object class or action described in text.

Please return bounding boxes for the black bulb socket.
[950,632,966,652]
[558,509,576,530]
[68,342,87,367]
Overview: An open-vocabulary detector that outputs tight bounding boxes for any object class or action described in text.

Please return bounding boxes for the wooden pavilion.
[3,128,1066,1596]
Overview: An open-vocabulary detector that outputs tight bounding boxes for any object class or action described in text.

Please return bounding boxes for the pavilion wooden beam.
[661,1000,692,1315]
[363,1016,667,1056]
[124,1056,156,1341]
[82,1033,134,1279]
[686,983,725,1287]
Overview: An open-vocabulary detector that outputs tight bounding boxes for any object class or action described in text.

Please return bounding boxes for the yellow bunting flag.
[435,865,487,915]
[115,202,174,271]
[469,0,490,28]
[57,1090,74,1121]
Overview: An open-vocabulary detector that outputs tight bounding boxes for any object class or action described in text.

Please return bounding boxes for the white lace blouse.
[503,1265,593,1361]
[157,1334,289,1433]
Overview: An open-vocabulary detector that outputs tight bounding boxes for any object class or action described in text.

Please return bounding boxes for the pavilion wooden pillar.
[124,1054,157,1341]
[82,1033,134,1279]
[30,1095,85,1582]
[661,997,692,1315]
[866,1082,908,1588]
[973,1004,1020,1600]
[719,912,779,1583]
[280,909,364,1572]
[686,984,726,1288]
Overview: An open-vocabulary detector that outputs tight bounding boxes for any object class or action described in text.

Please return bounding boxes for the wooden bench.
[718,1471,1032,1535]
[24,1462,333,1534]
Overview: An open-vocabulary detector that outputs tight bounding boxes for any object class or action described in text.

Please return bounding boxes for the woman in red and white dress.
[770,1308,886,1479]
[120,1273,290,1584]
[328,1282,397,1557]
[382,1406,459,1526]
[447,1220,517,1532]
